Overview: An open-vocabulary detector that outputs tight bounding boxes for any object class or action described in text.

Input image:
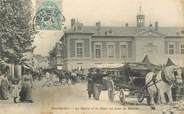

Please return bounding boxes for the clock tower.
[136,4,145,31]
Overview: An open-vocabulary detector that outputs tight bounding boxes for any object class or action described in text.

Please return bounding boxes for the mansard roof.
[65,26,184,37]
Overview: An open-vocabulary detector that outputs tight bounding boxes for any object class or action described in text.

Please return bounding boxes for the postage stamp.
[35,0,63,30]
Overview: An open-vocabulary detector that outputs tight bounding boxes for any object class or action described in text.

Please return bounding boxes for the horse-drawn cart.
[97,62,159,105]
[106,63,151,104]
[89,62,184,106]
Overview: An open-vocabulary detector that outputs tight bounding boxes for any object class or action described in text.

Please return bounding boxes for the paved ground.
[0,80,183,114]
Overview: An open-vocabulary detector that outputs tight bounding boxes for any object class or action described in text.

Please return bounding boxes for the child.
[11,79,21,103]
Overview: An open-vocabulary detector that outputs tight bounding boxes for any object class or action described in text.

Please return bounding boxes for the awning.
[91,64,125,69]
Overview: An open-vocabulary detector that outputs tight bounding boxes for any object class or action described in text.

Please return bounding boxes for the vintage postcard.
[0,0,184,114]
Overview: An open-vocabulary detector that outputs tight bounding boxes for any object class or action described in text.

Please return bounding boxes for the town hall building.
[50,11,184,71]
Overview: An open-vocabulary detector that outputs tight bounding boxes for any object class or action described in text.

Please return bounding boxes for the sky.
[32,0,184,56]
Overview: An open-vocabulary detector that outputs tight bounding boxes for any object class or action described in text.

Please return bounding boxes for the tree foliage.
[0,0,35,64]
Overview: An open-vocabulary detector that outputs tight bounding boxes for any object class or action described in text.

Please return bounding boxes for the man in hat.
[87,69,95,99]
[92,68,106,100]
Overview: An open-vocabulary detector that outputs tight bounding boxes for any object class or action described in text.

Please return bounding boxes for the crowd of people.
[0,65,112,103]
[0,66,87,104]
[0,66,33,103]
[42,69,86,87]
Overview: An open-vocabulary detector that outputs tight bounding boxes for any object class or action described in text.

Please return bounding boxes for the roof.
[65,26,184,37]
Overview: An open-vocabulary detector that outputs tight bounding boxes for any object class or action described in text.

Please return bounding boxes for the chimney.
[125,23,128,27]
[96,21,101,31]
[71,18,76,27]
[155,21,158,31]
[105,31,107,35]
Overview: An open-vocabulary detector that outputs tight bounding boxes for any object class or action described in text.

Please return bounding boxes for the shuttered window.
[107,45,114,58]
[181,44,184,54]
[168,43,175,55]
[95,45,101,58]
[120,43,128,58]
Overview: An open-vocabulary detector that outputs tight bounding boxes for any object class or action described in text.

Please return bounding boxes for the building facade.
[54,13,184,71]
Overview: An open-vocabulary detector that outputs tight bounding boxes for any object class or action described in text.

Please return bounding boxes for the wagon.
[90,62,159,105]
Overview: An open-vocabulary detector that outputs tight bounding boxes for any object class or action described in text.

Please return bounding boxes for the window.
[168,43,175,54]
[95,45,101,58]
[181,44,184,54]
[76,42,83,57]
[138,19,141,23]
[139,19,143,23]
[120,43,128,58]
[77,26,82,31]
[107,44,114,58]
[74,27,76,31]
[181,30,184,34]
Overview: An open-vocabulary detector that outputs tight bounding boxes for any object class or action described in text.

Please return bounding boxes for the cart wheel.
[119,89,125,105]
[137,92,144,103]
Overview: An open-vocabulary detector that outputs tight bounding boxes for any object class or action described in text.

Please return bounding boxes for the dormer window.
[77,26,82,31]
[108,29,112,34]
[105,32,107,35]
[181,30,184,34]
[176,32,180,36]
[74,27,76,31]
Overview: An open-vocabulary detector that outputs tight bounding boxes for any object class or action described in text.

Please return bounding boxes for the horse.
[145,65,182,108]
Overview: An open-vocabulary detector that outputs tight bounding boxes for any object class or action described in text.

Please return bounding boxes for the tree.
[0,0,36,64]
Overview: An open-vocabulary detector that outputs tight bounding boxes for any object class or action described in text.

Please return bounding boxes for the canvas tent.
[142,55,153,65]
[166,58,176,66]
[141,55,160,71]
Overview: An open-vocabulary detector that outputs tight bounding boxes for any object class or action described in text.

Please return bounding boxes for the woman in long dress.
[19,70,33,103]
[0,67,10,100]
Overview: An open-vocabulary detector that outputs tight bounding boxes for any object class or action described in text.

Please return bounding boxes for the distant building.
[52,11,184,71]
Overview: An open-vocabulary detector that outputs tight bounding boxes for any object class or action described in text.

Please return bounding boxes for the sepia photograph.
[0,0,184,114]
